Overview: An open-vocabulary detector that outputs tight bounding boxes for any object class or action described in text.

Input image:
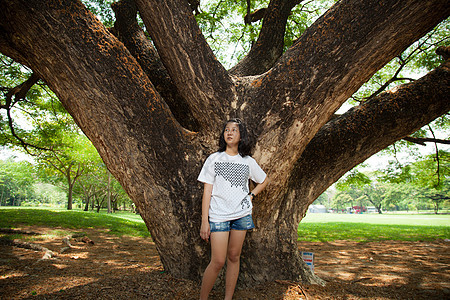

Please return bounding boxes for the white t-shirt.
[197,151,267,222]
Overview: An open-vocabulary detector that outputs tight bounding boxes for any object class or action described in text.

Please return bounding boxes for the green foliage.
[332,150,450,214]
[351,19,449,102]
[0,160,36,206]
[410,150,449,189]
[331,191,353,211]
[196,0,262,67]
[0,55,72,153]
[312,191,329,206]
[380,151,450,212]
[34,131,100,184]
[82,0,116,27]
[336,169,372,190]
[346,19,449,172]
[33,183,66,207]
[410,19,450,71]
[0,53,130,210]
[381,161,414,184]
[379,118,449,171]
[1,52,127,210]
[196,0,335,68]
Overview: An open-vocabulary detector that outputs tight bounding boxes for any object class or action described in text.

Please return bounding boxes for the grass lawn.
[1,207,448,242]
[0,207,150,238]
[302,212,450,226]
[298,212,450,242]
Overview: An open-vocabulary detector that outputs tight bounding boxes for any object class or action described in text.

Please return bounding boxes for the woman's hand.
[200,220,210,242]
[200,183,213,242]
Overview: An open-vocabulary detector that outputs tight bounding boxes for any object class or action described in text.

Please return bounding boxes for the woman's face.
[224,122,241,147]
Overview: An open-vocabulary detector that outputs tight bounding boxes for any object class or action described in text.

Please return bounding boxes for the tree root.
[275,280,309,300]
[0,238,55,260]
[0,228,41,235]
[60,233,94,253]
[0,229,94,259]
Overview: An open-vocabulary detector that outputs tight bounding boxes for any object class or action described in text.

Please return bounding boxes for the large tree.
[0,0,449,286]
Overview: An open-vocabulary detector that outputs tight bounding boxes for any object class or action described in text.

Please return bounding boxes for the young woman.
[197,119,269,299]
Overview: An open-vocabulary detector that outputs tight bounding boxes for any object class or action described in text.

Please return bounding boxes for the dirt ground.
[0,226,449,300]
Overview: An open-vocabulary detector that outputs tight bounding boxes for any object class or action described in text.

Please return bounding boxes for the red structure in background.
[351,206,367,213]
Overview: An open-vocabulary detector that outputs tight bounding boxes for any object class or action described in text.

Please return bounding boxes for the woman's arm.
[200,183,213,242]
[249,176,270,199]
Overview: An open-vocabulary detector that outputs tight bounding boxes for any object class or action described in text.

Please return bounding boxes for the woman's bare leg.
[224,230,247,300]
[199,231,229,300]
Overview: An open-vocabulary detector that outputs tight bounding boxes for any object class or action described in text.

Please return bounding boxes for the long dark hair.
[218,118,252,157]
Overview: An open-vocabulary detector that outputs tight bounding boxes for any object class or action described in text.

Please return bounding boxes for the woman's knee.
[210,257,226,271]
[227,249,241,264]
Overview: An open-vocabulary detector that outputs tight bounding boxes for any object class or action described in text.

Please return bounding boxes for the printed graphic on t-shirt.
[240,196,251,209]
[214,162,249,192]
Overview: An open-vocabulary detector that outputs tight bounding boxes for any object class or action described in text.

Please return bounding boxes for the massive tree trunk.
[0,0,449,286]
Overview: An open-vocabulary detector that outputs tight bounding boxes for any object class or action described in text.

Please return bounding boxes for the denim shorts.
[209,214,255,232]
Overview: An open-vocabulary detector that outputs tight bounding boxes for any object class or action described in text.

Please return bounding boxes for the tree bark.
[0,0,449,287]
[134,0,235,131]
[111,0,199,131]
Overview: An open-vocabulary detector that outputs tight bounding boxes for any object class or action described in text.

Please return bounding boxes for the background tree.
[407,151,449,213]
[33,182,66,207]
[0,0,449,286]
[76,163,133,212]
[0,159,35,206]
[77,172,102,211]
[331,191,353,213]
[35,140,77,209]
[381,183,413,211]
[418,183,450,214]
[362,184,387,214]
[0,57,103,210]
[33,129,100,210]
[333,152,450,213]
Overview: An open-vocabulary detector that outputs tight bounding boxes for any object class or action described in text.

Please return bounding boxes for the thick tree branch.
[134,0,235,131]
[0,31,27,66]
[436,45,450,60]
[244,8,267,25]
[231,0,301,76]
[3,73,40,108]
[111,0,199,131]
[285,59,450,223]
